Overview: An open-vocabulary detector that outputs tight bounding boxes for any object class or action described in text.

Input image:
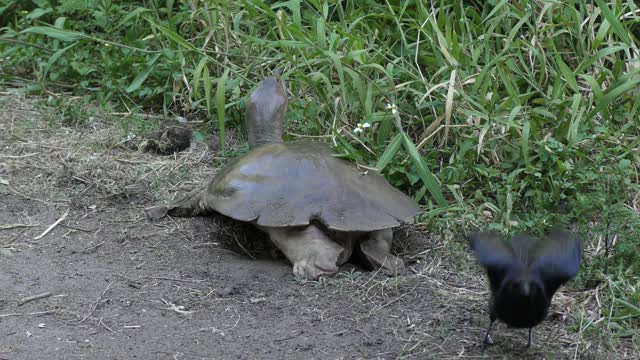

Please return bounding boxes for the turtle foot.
[359,228,405,273]
[145,185,211,221]
[261,224,344,281]
[293,259,338,280]
[144,206,169,221]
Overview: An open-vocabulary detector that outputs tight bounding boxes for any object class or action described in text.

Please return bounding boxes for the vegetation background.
[1,0,639,343]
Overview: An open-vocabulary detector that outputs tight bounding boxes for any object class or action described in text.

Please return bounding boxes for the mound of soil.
[143,126,193,155]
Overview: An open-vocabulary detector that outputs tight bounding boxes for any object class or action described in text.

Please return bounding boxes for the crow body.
[468,229,583,348]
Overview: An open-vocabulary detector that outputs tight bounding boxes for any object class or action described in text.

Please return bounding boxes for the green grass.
[1,0,639,339]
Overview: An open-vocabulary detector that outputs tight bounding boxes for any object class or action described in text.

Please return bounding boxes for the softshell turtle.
[146,75,420,280]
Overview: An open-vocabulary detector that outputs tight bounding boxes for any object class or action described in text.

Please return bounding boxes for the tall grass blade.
[594,0,632,46]
[21,26,84,41]
[376,133,403,172]
[126,53,161,93]
[402,134,447,207]
[146,18,199,52]
[216,68,230,150]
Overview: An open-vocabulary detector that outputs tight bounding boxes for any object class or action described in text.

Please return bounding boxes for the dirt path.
[0,91,630,359]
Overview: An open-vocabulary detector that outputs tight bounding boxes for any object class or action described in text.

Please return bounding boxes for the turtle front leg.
[145,185,211,220]
[261,225,345,280]
[358,228,405,272]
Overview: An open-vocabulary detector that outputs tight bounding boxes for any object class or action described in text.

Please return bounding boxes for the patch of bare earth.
[0,90,635,359]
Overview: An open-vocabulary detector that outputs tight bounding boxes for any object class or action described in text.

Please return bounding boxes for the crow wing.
[468,231,520,294]
[530,229,583,297]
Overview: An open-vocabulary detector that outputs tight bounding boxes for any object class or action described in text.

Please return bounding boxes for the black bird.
[468,229,583,349]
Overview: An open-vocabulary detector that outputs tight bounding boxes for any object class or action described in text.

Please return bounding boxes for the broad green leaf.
[415,186,427,203]
[554,53,578,92]
[27,8,52,20]
[506,105,522,132]
[192,130,205,142]
[21,26,85,42]
[44,42,78,76]
[192,57,208,99]
[579,74,604,98]
[290,0,302,27]
[365,82,373,120]
[126,53,161,93]
[315,17,326,47]
[618,159,631,169]
[53,17,67,29]
[593,18,611,49]
[325,50,345,101]
[532,107,556,119]
[567,94,583,145]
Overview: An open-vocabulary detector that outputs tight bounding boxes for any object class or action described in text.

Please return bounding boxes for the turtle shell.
[201,141,420,231]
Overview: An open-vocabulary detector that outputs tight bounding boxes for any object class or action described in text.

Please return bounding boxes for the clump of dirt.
[142,126,193,155]
[0,90,634,359]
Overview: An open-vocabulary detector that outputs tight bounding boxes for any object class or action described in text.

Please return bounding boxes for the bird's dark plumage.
[468,229,583,349]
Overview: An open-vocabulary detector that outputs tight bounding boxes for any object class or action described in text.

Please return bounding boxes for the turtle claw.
[382,256,406,272]
[293,259,337,281]
[376,257,407,276]
[293,262,308,280]
[144,206,169,220]
[264,225,343,281]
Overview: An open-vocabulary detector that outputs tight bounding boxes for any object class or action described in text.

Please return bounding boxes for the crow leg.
[527,327,532,348]
[482,317,495,351]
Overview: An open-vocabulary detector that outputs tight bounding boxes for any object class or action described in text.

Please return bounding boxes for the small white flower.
[353,122,371,133]
[386,103,398,114]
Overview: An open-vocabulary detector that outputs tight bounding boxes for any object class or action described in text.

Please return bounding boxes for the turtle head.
[245,75,288,149]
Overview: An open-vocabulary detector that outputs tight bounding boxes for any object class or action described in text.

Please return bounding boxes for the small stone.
[217,287,236,297]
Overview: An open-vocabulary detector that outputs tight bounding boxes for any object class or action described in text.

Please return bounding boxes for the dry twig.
[17,292,52,306]
[33,209,70,240]
[79,281,114,323]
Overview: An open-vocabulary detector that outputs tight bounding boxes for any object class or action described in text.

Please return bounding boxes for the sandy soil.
[0,90,634,359]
